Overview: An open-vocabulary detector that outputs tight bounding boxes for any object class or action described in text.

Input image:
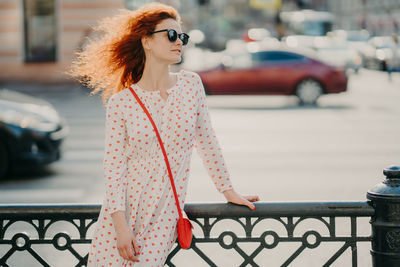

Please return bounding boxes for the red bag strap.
[128,86,184,220]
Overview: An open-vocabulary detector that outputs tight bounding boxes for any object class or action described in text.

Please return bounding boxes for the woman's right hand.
[116,226,140,262]
[111,211,140,262]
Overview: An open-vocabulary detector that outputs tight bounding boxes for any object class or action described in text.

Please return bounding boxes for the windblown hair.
[66,2,181,106]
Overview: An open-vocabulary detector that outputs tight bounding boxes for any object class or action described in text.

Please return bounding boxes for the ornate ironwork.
[367,165,400,266]
[173,201,374,267]
[0,202,374,266]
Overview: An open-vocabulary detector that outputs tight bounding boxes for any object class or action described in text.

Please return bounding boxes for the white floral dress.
[87,69,234,266]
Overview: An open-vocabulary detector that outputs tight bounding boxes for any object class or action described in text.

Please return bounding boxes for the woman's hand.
[111,211,140,262]
[222,189,260,210]
[116,226,140,262]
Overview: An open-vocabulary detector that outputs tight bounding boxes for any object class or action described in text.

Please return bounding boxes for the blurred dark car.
[0,89,69,180]
[198,46,348,105]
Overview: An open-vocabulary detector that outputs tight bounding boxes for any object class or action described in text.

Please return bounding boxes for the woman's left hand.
[222,189,260,210]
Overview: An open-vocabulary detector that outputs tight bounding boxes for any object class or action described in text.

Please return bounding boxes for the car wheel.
[295,79,323,105]
[0,142,9,180]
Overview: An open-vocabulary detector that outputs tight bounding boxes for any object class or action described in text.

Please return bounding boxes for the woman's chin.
[169,57,182,64]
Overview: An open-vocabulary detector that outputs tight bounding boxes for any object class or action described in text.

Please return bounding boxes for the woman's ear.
[141,36,151,51]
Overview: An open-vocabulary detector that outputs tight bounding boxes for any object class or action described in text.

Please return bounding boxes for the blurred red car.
[197,47,348,105]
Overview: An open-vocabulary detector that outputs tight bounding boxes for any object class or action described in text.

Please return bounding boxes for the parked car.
[283,34,363,72]
[242,28,272,42]
[334,30,371,69]
[197,44,348,105]
[0,88,69,180]
[331,29,371,43]
[282,35,317,50]
[363,36,400,71]
[312,36,363,73]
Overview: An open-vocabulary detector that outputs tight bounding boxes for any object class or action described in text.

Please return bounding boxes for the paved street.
[0,69,399,266]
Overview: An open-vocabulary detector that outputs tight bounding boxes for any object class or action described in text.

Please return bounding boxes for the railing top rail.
[186,201,374,217]
[0,201,374,219]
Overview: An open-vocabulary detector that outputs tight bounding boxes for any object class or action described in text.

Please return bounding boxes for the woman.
[67,2,260,266]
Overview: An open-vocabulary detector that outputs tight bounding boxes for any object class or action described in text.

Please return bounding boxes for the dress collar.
[131,69,185,96]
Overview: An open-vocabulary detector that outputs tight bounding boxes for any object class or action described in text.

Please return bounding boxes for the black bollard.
[367,165,400,267]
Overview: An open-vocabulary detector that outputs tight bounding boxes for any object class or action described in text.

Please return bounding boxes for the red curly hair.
[66,2,181,106]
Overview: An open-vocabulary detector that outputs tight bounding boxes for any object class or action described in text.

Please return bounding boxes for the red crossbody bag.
[128,86,194,249]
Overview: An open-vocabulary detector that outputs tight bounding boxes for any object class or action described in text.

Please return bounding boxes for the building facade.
[0,0,284,83]
[326,0,400,36]
[7,0,397,83]
[282,0,400,35]
[0,0,132,83]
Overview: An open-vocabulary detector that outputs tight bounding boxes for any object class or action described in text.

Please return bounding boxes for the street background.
[1,69,399,266]
[1,0,400,265]
[1,69,399,204]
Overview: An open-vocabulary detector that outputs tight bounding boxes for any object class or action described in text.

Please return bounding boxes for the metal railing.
[0,202,373,267]
[0,165,399,266]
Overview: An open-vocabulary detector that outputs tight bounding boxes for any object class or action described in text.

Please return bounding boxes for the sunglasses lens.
[164,29,189,45]
[179,33,189,46]
[167,30,177,42]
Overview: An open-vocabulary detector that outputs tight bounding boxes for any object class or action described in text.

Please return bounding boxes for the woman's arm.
[104,95,129,214]
[105,95,140,262]
[193,73,260,209]
[193,73,234,194]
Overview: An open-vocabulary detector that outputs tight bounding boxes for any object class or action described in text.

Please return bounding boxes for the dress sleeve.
[193,73,234,193]
[103,95,128,214]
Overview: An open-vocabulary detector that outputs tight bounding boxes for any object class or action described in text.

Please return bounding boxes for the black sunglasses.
[149,29,190,46]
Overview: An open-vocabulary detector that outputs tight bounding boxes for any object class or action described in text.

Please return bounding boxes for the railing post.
[367,165,400,266]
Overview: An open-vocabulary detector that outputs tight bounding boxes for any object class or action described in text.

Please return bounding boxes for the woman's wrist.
[222,188,234,196]
[111,210,129,235]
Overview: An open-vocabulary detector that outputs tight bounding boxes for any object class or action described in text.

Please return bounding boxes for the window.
[23,0,57,62]
[251,51,305,63]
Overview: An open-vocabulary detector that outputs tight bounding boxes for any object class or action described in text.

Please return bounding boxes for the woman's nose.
[176,37,183,45]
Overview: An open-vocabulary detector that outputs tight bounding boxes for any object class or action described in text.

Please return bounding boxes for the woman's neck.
[137,64,175,92]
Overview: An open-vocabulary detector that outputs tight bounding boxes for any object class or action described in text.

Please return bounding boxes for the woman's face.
[142,18,184,65]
